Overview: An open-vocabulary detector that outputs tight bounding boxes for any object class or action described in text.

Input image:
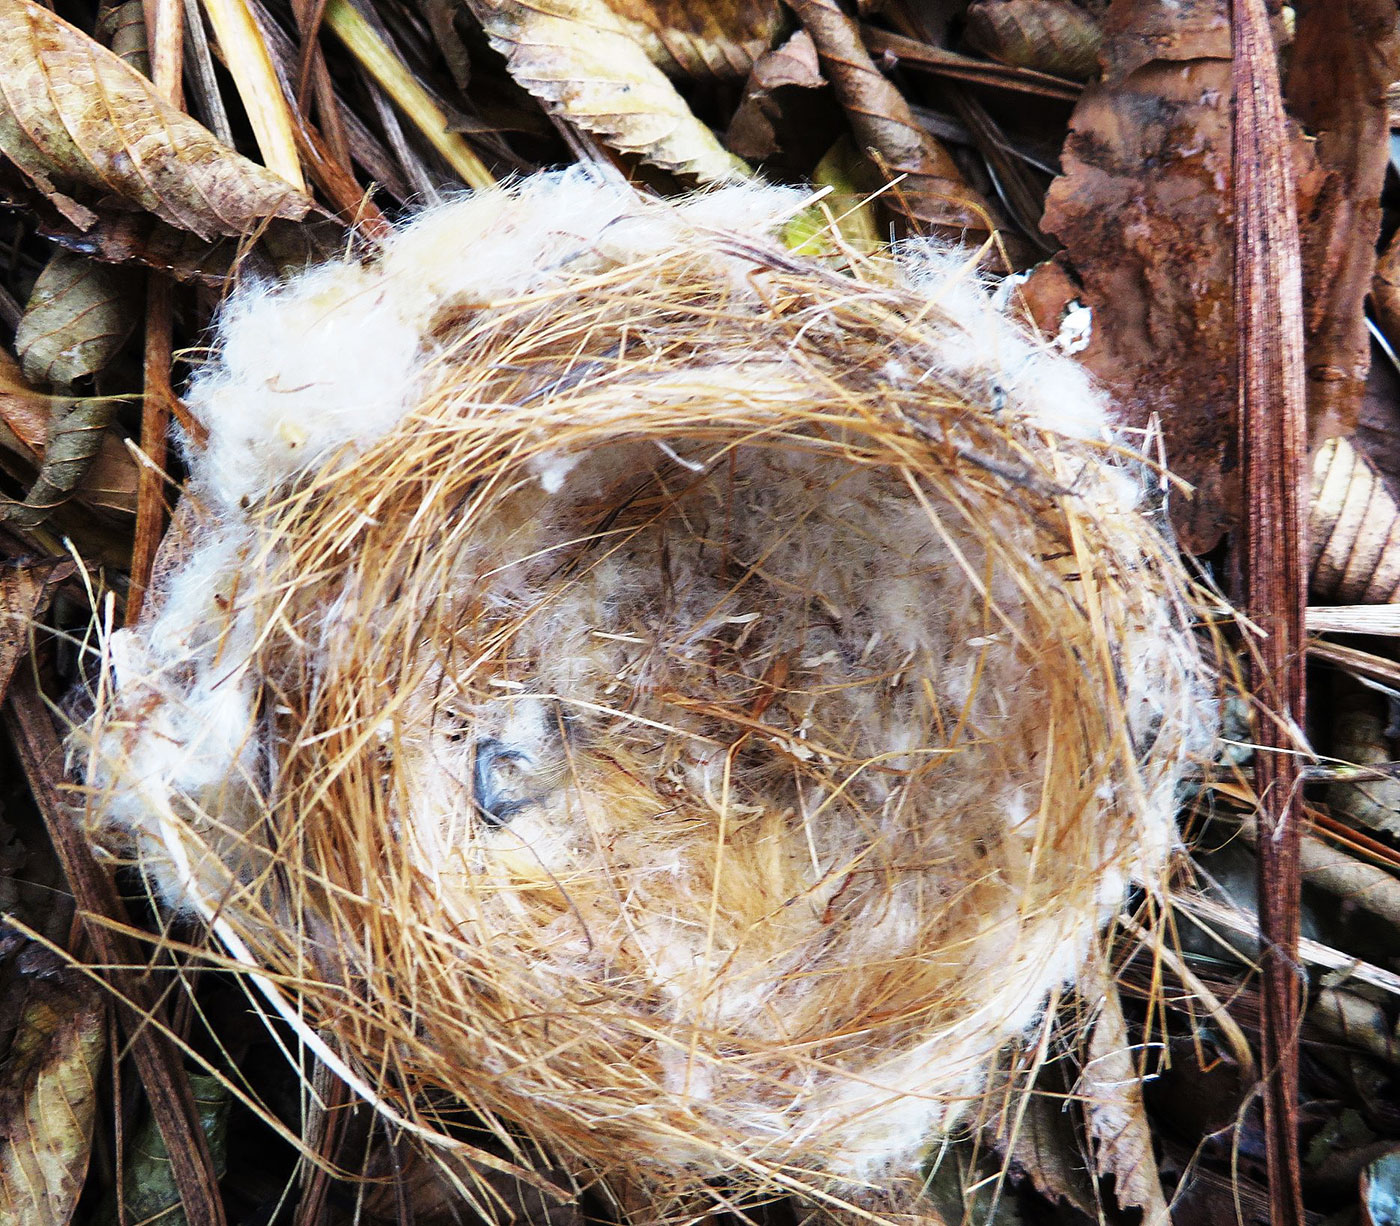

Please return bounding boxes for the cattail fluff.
[80,172,1210,1219]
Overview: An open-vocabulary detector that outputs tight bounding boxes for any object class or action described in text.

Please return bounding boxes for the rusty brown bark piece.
[790,0,997,239]
[1035,0,1239,555]
[1232,0,1307,1222]
[4,672,228,1226]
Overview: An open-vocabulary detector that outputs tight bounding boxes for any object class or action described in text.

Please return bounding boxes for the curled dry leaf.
[6,250,137,527]
[0,161,347,285]
[1080,970,1169,1222]
[0,348,136,519]
[964,0,1104,82]
[95,0,150,74]
[726,29,825,162]
[1,396,122,529]
[0,0,310,240]
[0,971,106,1226]
[789,0,996,238]
[1029,0,1320,554]
[462,0,747,181]
[1309,435,1400,603]
[15,251,139,388]
[987,1061,1098,1217]
[1286,0,1400,443]
[610,0,784,82]
[1325,676,1400,841]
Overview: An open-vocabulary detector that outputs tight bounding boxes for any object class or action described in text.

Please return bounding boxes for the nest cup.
[81,174,1209,1218]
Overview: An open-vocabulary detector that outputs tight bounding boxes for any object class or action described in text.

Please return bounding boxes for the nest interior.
[81,175,1208,1215]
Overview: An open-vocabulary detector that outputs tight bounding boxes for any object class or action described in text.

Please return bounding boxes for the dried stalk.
[1232,0,1308,1220]
[128,277,173,625]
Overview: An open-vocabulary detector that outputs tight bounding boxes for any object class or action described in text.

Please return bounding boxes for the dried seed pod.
[1309,435,1400,603]
[964,0,1103,82]
[80,174,1210,1222]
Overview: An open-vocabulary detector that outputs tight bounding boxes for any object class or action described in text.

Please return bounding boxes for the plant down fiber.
[80,172,1210,1220]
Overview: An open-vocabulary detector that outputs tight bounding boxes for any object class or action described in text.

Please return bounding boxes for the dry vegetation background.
[2,0,1400,1223]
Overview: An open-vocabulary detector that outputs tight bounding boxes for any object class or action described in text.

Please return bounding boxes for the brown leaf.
[964,0,1103,82]
[8,247,138,528]
[462,0,748,181]
[1080,973,1169,1222]
[15,251,139,388]
[610,0,784,82]
[988,1070,1098,1216]
[0,347,137,520]
[1,396,122,529]
[0,161,345,285]
[1286,0,1400,443]
[750,28,824,91]
[1031,0,1320,554]
[0,559,68,707]
[726,30,826,162]
[0,0,310,240]
[790,0,997,239]
[0,970,106,1226]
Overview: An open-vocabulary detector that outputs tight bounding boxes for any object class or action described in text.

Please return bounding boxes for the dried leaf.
[790,0,996,238]
[0,0,310,239]
[726,30,825,162]
[1,396,122,529]
[1309,435,1400,603]
[749,27,824,91]
[119,1073,230,1226]
[1326,678,1400,839]
[95,0,151,74]
[0,162,345,285]
[964,0,1103,82]
[609,0,784,82]
[462,0,748,181]
[992,1081,1098,1216]
[0,559,67,707]
[1285,0,1400,443]
[1030,0,1320,554]
[15,251,139,388]
[0,972,106,1226]
[1080,975,1169,1222]
[0,347,138,519]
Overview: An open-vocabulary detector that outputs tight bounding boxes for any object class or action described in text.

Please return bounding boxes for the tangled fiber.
[81,173,1210,1219]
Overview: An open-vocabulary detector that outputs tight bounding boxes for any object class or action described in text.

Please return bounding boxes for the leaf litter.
[0,0,1397,1223]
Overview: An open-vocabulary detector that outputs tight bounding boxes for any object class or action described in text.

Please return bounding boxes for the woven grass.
[80,176,1210,1223]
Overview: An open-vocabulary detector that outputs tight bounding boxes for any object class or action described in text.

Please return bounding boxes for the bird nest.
[80,175,1209,1219]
